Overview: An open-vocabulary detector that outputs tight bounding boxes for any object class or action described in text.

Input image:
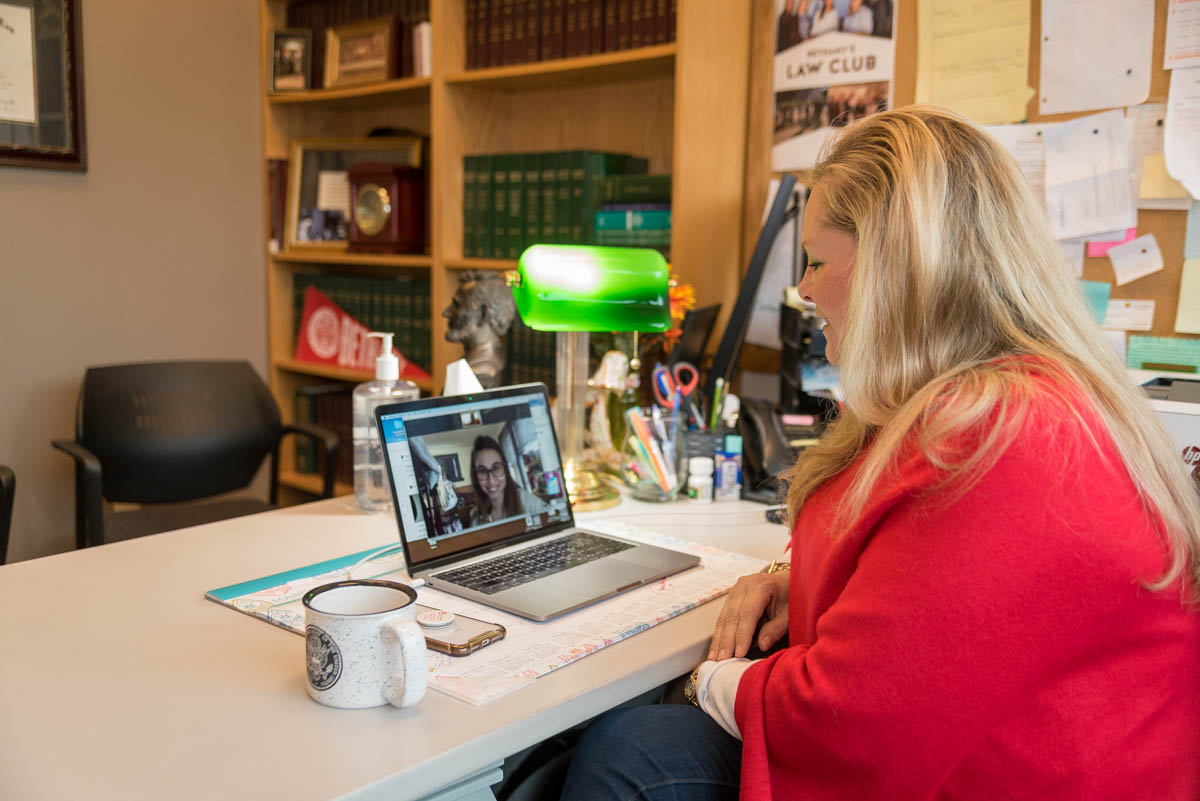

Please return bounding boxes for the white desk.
[0,496,786,801]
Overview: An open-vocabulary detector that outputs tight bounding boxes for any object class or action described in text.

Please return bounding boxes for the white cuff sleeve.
[695,658,755,741]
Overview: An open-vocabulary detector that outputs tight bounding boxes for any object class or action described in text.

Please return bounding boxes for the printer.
[1138,372,1200,485]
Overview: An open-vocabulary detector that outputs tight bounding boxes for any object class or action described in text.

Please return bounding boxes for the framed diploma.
[0,0,86,170]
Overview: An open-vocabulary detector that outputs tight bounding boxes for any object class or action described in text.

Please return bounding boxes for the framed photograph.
[269,29,311,93]
[285,136,423,251]
[0,0,86,170]
[325,16,397,89]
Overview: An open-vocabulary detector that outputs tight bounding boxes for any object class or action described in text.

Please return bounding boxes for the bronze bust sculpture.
[443,270,517,389]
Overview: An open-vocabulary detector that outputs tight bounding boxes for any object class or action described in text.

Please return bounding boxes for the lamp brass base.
[564,458,621,512]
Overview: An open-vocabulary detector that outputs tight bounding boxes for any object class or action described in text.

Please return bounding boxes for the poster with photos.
[773,0,897,171]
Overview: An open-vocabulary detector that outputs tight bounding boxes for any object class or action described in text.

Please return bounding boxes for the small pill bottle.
[686,456,714,502]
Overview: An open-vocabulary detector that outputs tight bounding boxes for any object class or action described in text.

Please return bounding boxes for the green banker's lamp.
[507,245,671,511]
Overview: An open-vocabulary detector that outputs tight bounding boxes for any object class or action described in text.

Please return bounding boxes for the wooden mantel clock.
[348,162,427,254]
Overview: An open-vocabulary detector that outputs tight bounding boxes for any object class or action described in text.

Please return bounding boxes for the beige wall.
[0,0,267,561]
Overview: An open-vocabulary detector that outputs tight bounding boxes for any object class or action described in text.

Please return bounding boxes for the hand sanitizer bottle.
[353,332,419,513]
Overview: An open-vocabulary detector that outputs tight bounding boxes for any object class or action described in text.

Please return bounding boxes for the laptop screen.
[378,384,574,571]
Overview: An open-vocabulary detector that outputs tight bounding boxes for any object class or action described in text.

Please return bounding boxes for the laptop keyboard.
[433,532,635,595]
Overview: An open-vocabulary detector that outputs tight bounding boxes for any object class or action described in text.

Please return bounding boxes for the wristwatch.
[684,668,700,706]
[762,559,791,575]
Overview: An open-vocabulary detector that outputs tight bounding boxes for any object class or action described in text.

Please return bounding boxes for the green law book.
[554,151,572,244]
[569,150,587,244]
[463,156,478,257]
[478,154,494,258]
[492,154,509,260]
[604,173,672,204]
[506,154,524,259]
[594,209,672,230]
[582,152,646,244]
[540,152,557,245]
[523,153,541,251]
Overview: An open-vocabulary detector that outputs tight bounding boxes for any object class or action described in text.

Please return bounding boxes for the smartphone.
[415,604,506,657]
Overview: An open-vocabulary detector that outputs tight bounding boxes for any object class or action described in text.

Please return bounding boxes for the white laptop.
[376,383,700,621]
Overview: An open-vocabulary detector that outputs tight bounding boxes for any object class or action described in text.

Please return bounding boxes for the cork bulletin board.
[740,0,1196,376]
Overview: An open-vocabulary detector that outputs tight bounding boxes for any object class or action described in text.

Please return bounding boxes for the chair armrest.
[281,423,340,499]
[51,440,104,549]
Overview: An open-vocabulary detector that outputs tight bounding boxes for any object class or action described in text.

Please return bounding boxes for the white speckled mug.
[301,580,428,709]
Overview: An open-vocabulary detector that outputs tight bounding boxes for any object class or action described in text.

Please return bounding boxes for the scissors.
[652,362,706,429]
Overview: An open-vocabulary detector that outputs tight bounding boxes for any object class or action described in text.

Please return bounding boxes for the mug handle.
[382,618,428,708]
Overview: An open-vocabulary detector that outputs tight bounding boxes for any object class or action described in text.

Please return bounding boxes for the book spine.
[513,0,528,64]
[527,0,541,63]
[654,0,667,43]
[594,209,671,230]
[507,154,524,259]
[540,152,557,245]
[604,0,617,52]
[554,151,571,244]
[564,0,579,57]
[603,173,672,203]
[588,0,604,54]
[476,154,493,257]
[523,154,541,251]
[491,155,508,259]
[463,155,477,257]
[569,150,586,245]
[550,0,565,59]
[616,0,630,50]
[630,0,643,49]
[668,0,675,42]
[501,0,515,65]
[488,0,503,67]
[466,0,478,68]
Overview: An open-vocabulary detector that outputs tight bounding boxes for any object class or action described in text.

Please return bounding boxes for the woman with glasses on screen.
[470,435,547,526]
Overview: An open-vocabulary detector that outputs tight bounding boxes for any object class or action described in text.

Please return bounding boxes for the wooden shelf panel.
[268,77,432,106]
[280,469,352,497]
[444,45,676,91]
[443,258,518,271]
[275,358,434,392]
[273,250,433,269]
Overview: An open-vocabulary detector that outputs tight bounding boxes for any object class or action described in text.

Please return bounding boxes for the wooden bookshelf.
[259,0,751,502]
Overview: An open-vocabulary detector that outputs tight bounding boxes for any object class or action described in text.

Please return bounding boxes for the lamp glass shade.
[512,245,671,332]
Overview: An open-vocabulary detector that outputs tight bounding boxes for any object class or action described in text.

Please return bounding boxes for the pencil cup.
[301,580,428,710]
[624,406,687,502]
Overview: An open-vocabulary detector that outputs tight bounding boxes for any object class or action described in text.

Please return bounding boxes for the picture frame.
[285,136,423,251]
[0,0,87,171]
[325,16,397,89]
[268,28,312,93]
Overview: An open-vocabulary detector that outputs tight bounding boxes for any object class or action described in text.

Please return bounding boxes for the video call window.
[402,401,566,547]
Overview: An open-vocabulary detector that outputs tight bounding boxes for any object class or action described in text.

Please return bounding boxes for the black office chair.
[52,361,339,548]
[0,465,13,564]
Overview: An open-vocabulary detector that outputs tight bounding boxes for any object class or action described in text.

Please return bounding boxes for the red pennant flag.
[294,285,430,380]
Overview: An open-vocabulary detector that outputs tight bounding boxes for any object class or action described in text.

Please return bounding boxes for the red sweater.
[734,375,1200,800]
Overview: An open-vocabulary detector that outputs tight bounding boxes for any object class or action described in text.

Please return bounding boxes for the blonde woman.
[559,107,1200,801]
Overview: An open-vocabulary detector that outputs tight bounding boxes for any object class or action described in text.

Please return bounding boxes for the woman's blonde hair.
[784,105,1200,592]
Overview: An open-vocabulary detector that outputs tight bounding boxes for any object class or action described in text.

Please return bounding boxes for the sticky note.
[1079,280,1111,324]
[1127,335,1200,372]
[1102,299,1155,331]
[1087,227,1137,258]
[1108,234,1164,286]
[1176,259,1200,335]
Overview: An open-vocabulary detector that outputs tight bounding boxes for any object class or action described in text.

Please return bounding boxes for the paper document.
[1108,234,1164,286]
[1106,330,1128,362]
[1165,0,1200,70]
[1103,299,1155,331]
[915,0,1031,124]
[1176,259,1200,334]
[1165,67,1200,199]
[0,3,36,124]
[1079,280,1111,324]
[985,122,1049,202]
[1187,201,1200,259]
[1060,238,1087,277]
[1039,0,1152,115]
[1043,111,1136,240]
[207,523,768,706]
[1127,335,1200,372]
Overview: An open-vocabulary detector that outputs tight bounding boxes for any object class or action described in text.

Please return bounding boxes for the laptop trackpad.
[541,557,657,597]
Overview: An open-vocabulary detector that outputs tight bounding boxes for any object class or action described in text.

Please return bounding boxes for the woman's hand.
[708,570,790,661]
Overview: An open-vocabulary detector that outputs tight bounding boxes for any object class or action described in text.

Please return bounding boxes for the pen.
[710,377,725,430]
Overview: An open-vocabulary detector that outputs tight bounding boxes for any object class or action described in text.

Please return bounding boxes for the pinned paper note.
[1187,201,1200,259]
[1079,280,1111,324]
[1043,111,1136,240]
[915,0,1032,125]
[1087,227,1137,258]
[1103,299,1155,331]
[1039,0,1152,115]
[1165,67,1200,199]
[1140,153,1193,209]
[987,122,1049,200]
[1105,330,1128,362]
[1108,234,1164,286]
[1060,237,1087,276]
[1127,334,1200,372]
[1165,0,1200,70]
[1176,259,1200,334]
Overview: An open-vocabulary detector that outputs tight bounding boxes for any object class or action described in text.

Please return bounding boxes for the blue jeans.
[559,704,742,801]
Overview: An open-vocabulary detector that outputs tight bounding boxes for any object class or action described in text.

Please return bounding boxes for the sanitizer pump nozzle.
[367,331,399,381]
